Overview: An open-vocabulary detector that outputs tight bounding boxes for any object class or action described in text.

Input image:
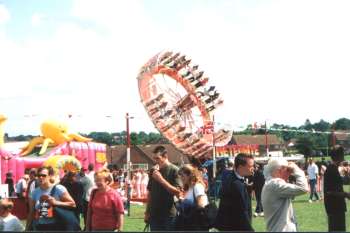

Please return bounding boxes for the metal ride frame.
[137,51,231,159]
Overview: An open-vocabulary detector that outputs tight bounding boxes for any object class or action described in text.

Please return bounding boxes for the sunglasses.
[38,174,48,178]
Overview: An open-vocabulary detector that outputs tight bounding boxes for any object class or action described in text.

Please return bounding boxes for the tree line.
[5,131,169,146]
[241,118,350,157]
[5,118,350,156]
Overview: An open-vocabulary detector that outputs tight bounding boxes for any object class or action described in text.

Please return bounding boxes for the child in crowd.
[0,199,24,231]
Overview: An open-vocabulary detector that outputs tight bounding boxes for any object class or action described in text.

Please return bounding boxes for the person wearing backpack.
[25,166,76,231]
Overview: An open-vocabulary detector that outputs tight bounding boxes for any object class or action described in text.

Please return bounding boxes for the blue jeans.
[149,216,176,231]
[309,179,319,201]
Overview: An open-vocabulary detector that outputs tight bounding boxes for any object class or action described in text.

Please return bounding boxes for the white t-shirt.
[87,171,95,186]
[0,214,24,231]
[307,163,319,180]
[15,178,27,194]
[28,180,37,197]
[141,173,149,185]
[184,183,209,206]
[135,172,142,185]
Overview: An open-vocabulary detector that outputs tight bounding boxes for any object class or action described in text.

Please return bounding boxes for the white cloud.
[1,0,350,136]
[0,4,10,25]
[174,0,350,127]
[31,13,45,27]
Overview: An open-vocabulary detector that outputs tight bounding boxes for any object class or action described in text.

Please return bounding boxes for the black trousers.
[82,200,89,230]
[255,188,263,213]
[328,212,345,232]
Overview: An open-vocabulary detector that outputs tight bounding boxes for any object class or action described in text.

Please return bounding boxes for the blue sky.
[1,0,350,136]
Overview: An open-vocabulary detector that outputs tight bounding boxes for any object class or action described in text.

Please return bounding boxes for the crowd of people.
[143,145,350,232]
[2,163,126,231]
[1,145,350,231]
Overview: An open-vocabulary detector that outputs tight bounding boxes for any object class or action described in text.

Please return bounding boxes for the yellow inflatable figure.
[0,114,7,147]
[43,155,81,173]
[20,120,92,156]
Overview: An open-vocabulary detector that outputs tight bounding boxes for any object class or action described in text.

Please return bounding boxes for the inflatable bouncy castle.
[0,117,107,183]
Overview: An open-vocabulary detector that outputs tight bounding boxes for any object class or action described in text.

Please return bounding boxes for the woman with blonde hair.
[86,168,124,231]
[176,164,209,231]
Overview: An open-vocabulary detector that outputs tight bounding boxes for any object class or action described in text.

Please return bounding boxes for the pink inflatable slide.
[0,142,106,183]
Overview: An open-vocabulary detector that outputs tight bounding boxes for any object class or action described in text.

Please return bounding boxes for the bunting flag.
[262,127,350,135]
[249,123,350,135]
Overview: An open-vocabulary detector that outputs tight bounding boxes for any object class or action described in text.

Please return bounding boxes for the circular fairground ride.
[137,51,232,159]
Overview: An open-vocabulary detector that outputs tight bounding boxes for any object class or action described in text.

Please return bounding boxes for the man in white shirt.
[0,199,24,231]
[15,174,29,198]
[307,158,320,202]
[87,163,96,186]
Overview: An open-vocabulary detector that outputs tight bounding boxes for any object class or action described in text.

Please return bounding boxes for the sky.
[0,0,350,136]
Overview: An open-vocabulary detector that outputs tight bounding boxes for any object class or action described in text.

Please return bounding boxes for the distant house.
[107,144,189,171]
[334,131,350,153]
[231,134,284,156]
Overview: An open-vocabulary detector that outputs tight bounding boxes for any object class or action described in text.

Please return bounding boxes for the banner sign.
[216,144,259,156]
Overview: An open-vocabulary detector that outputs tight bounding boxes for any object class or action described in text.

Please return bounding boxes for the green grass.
[124,203,148,232]
[251,194,329,232]
[313,155,350,162]
[21,192,350,231]
[124,192,350,232]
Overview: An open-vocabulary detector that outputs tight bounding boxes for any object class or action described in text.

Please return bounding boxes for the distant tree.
[137,131,148,145]
[313,119,331,132]
[130,132,141,145]
[296,135,315,167]
[255,128,266,135]
[333,118,350,130]
[88,132,113,146]
[4,133,8,142]
[10,134,35,141]
[147,132,166,144]
[312,134,329,155]
[4,117,345,148]
[300,119,313,130]
[111,132,124,145]
[236,124,260,135]
[270,124,299,142]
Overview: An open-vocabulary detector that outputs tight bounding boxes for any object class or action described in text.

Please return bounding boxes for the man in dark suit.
[324,145,350,231]
[215,153,255,231]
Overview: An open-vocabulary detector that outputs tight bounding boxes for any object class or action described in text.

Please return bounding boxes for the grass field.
[314,155,350,162]
[124,192,350,232]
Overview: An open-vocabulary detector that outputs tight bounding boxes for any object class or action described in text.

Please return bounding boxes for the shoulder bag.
[50,185,81,231]
[193,185,218,230]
